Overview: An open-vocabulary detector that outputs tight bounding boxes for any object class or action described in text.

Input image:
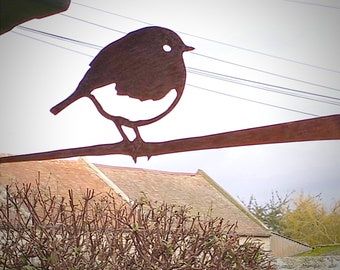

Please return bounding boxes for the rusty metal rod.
[1,114,339,163]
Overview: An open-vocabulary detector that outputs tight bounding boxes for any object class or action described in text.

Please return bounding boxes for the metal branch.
[1,114,339,163]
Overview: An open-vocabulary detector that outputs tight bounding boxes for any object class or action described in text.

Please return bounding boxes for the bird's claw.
[114,120,148,162]
[128,136,145,163]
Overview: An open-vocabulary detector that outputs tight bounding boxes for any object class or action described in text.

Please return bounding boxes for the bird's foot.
[129,135,145,163]
[116,125,145,163]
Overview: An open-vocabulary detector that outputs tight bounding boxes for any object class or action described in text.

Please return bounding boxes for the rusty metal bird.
[50,26,194,146]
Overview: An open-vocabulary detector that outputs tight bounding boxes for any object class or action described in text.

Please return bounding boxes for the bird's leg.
[132,126,146,161]
[87,94,130,142]
[132,126,143,144]
[114,121,131,143]
[87,94,145,162]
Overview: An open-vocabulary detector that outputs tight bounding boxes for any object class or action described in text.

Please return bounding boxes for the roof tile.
[0,157,269,236]
[96,164,270,236]
[0,158,122,204]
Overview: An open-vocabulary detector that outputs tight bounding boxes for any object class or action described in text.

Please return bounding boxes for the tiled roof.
[0,156,269,237]
[96,164,270,237]
[0,157,123,204]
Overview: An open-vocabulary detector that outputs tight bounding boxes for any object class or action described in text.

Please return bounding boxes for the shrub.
[0,181,275,269]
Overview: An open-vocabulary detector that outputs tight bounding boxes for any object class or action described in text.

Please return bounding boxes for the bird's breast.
[114,56,185,101]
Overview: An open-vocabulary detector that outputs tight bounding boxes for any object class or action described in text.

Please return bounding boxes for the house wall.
[270,233,312,258]
[240,234,312,258]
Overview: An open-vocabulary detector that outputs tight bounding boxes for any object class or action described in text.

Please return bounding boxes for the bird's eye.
[163,44,172,52]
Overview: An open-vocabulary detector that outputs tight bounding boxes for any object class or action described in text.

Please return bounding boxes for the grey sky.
[1,0,339,206]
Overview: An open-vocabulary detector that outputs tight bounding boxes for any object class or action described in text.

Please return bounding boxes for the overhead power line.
[15,26,340,108]
[73,2,152,26]
[17,26,102,50]
[12,26,339,117]
[55,15,340,94]
[283,0,340,9]
[192,52,340,93]
[60,14,126,34]
[187,83,318,117]
[12,31,94,58]
[72,1,340,74]
[187,67,340,106]
[17,25,340,95]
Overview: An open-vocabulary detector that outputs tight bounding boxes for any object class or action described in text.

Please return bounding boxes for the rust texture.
[1,27,339,164]
[1,114,339,163]
[50,26,194,143]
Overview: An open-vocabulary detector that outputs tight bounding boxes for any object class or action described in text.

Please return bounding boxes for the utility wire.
[17,26,102,50]
[192,52,340,93]
[189,69,340,107]
[283,0,340,9]
[59,10,340,93]
[12,31,94,58]
[10,30,322,116]
[60,14,126,34]
[13,27,339,116]
[72,1,340,74]
[188,67,340,106]
[73,2,152,26]
[180,31,340,74]
[15,26,340,107]
[56,15,340,94]
[187,83,318,117]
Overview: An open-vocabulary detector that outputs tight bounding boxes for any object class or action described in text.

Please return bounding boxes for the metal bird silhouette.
[50,26,194,145]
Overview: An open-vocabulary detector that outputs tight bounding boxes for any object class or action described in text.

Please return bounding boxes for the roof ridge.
[197,169,270,235]
[81,158,131,203]
[94,163,196,176]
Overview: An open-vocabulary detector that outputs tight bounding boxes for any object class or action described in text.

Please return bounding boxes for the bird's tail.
[50,92,82,115]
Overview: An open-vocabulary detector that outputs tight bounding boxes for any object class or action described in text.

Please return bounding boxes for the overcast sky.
[1,0,339,207]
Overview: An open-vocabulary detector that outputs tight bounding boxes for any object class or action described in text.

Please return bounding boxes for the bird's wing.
[89,31,140,68]
[89,42,121,68]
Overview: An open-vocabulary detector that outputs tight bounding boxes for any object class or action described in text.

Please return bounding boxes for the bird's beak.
[184,45,195,52]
